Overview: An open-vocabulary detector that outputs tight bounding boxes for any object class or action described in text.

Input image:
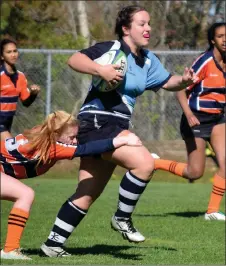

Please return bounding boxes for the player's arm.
[50,133,142,160]
[67,42,123,83]
[163,68,199,91]
[68,52,103,76]
[176,89,200,127]
[74,134,142,157]
[20,75,40,107]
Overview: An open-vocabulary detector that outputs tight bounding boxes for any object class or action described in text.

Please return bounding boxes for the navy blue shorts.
[0,116,13,133]
[180,111,225,141]
[77,113,130,145]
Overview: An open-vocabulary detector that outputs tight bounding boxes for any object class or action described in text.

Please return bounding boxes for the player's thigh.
[103,144,154,170]
[74,157,116,199]
[185,137,206,173]
[0,172,33,201]
[211,123,225,172]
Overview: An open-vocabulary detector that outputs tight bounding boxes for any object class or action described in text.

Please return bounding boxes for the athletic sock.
[4,208,29,252]
[207,174,225,213]
[114,171,149,219]
[154,159,187,177]
[45,200,87,247]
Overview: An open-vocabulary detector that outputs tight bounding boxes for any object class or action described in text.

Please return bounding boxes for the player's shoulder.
[17,69,26,77]
[81,40,117,53]
[192,50,213,69]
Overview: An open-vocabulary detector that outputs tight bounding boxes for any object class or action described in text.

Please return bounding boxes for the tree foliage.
[1,0,224,49]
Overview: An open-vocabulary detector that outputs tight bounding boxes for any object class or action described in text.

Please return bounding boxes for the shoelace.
[122,218,137,233]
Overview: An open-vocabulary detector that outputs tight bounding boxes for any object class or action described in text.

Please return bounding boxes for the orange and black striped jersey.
[186,50,226,114]
[0,64,31,117]
[0,134,114,179]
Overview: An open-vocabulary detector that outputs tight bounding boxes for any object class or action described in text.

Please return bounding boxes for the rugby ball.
[92,50,127,92]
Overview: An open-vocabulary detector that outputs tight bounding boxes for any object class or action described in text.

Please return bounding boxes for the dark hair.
[0,38,17,65]
[207,22,226,51]
[115,5,147,39]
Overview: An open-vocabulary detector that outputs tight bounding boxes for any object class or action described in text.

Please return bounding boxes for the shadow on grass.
[25,244,177,260]
[135,211,204,218]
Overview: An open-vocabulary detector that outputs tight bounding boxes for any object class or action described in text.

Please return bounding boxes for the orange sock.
[154,159,187,177]
[4,208,29,252]
[207,174,226,213]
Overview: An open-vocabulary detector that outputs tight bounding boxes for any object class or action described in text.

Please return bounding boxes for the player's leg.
[0,172,34,260]
[154,112,207,181]
[205,123,225,220]
[154,136,206,181]
[102,132,155,243]
[41,157,116,257]
[183,137,206,180]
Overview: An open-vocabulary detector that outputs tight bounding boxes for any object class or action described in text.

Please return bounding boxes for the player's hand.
[97,64,124,85]
[30,84,40,95]
[185,112,200,127]
[181,67,199,87]
[113,133,143,148]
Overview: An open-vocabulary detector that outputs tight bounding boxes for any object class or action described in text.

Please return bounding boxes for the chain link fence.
[14,49,202,144]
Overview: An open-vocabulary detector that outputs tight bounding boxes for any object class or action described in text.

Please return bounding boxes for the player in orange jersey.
[155,22,226,220]
[0,39,40,140]
[0,110,142,260]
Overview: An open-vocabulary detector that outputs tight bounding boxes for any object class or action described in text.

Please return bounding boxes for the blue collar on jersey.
[1,63,19,87]
[1,63,18,77]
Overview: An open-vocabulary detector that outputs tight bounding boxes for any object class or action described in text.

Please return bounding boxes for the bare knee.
[21,187,35,204]
[218,157,225,178]
[132,156,155,180]
[187,167,204,180]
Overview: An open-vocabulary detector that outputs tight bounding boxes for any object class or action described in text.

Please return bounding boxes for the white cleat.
[204,212,225,221]
[40,243,71,257]
[0,249,31,260]
[111,216,145,243]
[151,153,160,159]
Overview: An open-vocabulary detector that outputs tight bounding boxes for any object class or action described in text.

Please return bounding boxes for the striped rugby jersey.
[0,134,114,179]
[0,64,31,118]
[187,50,226,114]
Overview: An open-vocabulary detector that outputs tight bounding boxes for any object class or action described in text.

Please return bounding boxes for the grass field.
[1,171,225,265]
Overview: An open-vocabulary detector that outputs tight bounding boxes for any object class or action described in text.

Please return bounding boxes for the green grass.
[1,174,225,265]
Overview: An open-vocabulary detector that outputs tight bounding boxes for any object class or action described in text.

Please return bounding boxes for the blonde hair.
[23,110,78,165]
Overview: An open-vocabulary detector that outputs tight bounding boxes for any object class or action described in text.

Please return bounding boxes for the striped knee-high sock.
[154,159,187,177]
[45,200,87,247]
[207,174,226,213]
[114,171,149,219]
[4,208,29,252]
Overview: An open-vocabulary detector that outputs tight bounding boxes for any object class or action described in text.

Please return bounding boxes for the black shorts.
[77,113,130,145]
[0,116,13,133]
[180,111,225,141]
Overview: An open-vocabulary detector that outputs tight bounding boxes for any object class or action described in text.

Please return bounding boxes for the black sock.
[45,200,87,247]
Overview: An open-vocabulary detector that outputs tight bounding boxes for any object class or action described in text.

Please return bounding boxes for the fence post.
[46,53,52,116]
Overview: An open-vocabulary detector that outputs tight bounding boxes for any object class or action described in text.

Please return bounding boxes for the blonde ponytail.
[23,111,78,165]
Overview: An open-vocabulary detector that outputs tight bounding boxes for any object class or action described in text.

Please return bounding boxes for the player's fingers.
[115,76,123,81]
[112,64,121,69]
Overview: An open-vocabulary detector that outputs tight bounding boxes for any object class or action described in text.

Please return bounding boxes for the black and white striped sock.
[115,171,149,219]
[45,200,87,247]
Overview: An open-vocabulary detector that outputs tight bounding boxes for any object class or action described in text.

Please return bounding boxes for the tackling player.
[0,110,142,260]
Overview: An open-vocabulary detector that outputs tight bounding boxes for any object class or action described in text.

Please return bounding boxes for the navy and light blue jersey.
[79,40,171,119]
